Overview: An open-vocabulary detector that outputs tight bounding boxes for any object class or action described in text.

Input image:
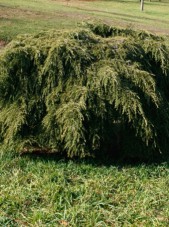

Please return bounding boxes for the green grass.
[0,0,169,41]
[0,151,169,226]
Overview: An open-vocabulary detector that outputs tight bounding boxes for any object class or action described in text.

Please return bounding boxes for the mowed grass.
[0,151,169,226]
[0,0,169,41]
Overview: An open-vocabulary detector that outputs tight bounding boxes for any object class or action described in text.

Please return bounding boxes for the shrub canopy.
[0,23,169,158]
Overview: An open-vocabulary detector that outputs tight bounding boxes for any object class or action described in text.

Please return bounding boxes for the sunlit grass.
[0,0,169,41]
[0,151,169,226]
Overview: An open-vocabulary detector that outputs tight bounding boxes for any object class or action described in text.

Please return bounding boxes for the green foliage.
[1,23,169,158]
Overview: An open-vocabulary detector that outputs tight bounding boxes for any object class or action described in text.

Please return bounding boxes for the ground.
[0,0,169,44]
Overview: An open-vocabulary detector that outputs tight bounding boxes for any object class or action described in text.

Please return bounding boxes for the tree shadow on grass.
[20,150,169,168]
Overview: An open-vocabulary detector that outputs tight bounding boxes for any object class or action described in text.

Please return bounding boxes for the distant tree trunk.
[140,0,144,11]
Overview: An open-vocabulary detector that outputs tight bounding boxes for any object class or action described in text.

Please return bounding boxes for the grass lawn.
[0,0,169,42]
[0,151,169,226]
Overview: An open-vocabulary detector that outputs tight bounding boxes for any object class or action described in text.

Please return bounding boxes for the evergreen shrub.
[0,22,169,158]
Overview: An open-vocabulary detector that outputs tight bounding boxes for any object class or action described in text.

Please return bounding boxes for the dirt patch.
[0,40,6,47]
[0,7,49,20]
[0,40,7,53]
[0,4,89,21]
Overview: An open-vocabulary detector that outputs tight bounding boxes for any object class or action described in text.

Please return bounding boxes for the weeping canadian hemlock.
[0,22,169,158]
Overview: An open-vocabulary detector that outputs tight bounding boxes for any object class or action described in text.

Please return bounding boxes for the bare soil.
[0,40,6,48]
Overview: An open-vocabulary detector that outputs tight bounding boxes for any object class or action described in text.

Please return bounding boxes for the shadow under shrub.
[0,22,169,159]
